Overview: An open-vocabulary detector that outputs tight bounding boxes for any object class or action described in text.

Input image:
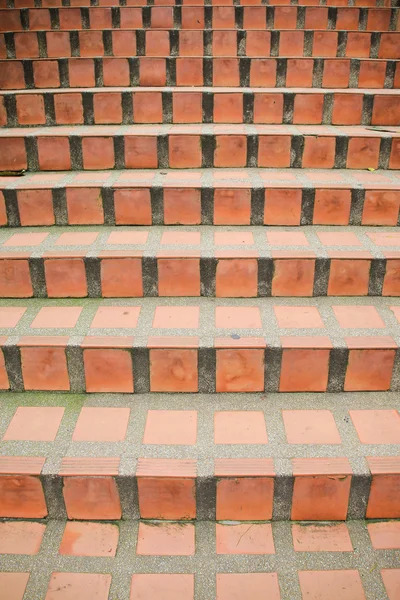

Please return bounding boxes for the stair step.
[1,5,399,33]
[2,88,400,127]
[0,0,395,8]
[0,296,400,391]
[0,391,400,519]
[1,168,400,227]
[0,124,399,171]
[2,30,400,60]
[1,56,399,90]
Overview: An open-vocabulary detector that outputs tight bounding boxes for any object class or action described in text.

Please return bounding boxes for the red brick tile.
[0,521,45,555]
[274,6,297,28]
[59,522,118,557]
[212,6,235,27]
[367,8,391,30]
[164,188,201,224]
[345,348,395,391]
[346,32,371,58]
[112,30,136,57]
[37,137,71,170]
[114,189,152,225]
[158,258,200,296]
[0,191,6,226]
[145,30,169,56]
[268,231,308,246]
[15,94,45,125]
[149,348,198,392]
[102,57,129,86]
[90,7,112,28]
[213,58,240,86]
[125,136,158,168]
[0,307,26,328]
[214,135,246,167]
[169,135,201,168]
[313,32,338,57]
[100,257,143,297]
[216,349,264,392]
[132,92,162,124]
[78,31,103,58]
[151,5,173,27]
[379,33,400,59]
[17,189,54,226]
[263,189,300,225]
[285,58,313,87]
[216,574,280,600]
[216,523,274,555]
[336,7,360,29]
[45,573,111,600]
[120,7,142,28]
[46,31,71,58]
[258,135,291,167]
[390,138,400,169]
[366,457,400,519]
[136,522,194,555]
[216,476,273,520]
[368,522,400,549]
[293,94,323,124]
[54,93,83,125]
[20,347,69,391]
[130,574,194,600]
[139,57,166,86]
[63,476,121,520]
[68,58,94,87]
[298,571,365,600]
[5,232,48,247]
[302,136,335,168]
[272,258,315,296]
[359,60,386,88]
[318,231,361,247]
[91,306,140,329]
[215,306,261,329]
[73,407,130,441]
[181,6,204,28]
[30,306,82,329]
[93,92,122,124]
[143,410,197,445]
[331,93,363,125]
[372,95,400,126]
[213,94,243,124]
[305,7,328,28]
[350,409,400,444]
[381,569,400,600]
[213,30,237,57]
[59,7,81,28]
[347,137,380,169]
[66,187,104,225]
[327,259,370,296]
[0,258,32,297]
[172,92,202,123]
[179,30,203,57]
[274,306,323,328]
[243,6,266,29]
[322,59,350,88]
[292,458,352,520]
[216,258,258,297]
[56,232,97,246]
[253,93,283,124]
[138,472,196,519]
[283,410,340,444]
[153,305,199,328]
[0,138,27,171]
[82,137,115,170]
[176,57,203,86]
[280,349,330,392]
[293,523,352,552]
[0,62,26,90]
[250,59,277,87]
[313,189,351,225]
[14,32,39,58]
[279,30,304,56]
[333,305,384,328]
[0,573,29,600]
[214,411,267,443]
[44,258,87,297]
[214,188,251,225]
[383,259,400,295]
[0,475,47,518]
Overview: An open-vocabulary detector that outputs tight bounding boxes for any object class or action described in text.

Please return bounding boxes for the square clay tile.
[381,570,400,600]
[216,574,281,600]
[55,232,99,246]
[215,307,262,329]
[274,306,324,329]
[3,406,64,441]
[143,410,197,445]
[350,409,400,444]
[332,306,385,329]
[107,231,149,245]
[130,574,194,600]
[91,306,141,329]
[214,232,254,246]
[298,570,366,600]
[368,522,400,549]
[214,411,268,444]
[216,523,275,555]
[152,306,200,329]
[0,573,30,600]
[0,307,27,328]
[317,232,362,246]
[292,523,353,552]
[4,232,48,247]
[161,232,201,245]
[30,306,82,329]
[266,231,309,246]
[0,521,46,555]
[72,407,130,442]
[283,410,341,444]
[59,522,119,557]
[367,232,400,246]
[45,573,111,600]
[136,522,195,556]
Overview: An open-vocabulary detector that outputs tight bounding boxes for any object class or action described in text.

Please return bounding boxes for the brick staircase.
[1,0,400,598]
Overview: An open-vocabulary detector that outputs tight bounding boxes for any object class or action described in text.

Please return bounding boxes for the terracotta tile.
[280,349,330,392]
[344,349,395,391]
[73,407,130,441]
[120,7,142,28]
[0,573,30,600]
[258,135,291,167]
[367,458,400,519]
[0,258,32,297]
[322,59,350,88]
[14,32,39,58]
[164,188,201,224]
[16,94,45,125]
[286,58,313,87]
[214,93,243,124]
[313,189,351,225]
[151,5,173,27]
[56,232,97,246]
[59,522,118,557]
[91,306,140,328]
[172,92,202,124]
[214,136,246,168]
[168,135,201,169]
[332,93,363,125]
[66,187,104,224]
[4,406,64,441]
[68,58,95,87]
[0,138,27,171]
[132,92,162,124]
[158,258,200,296]
[336,7,360,30]
[130,575,193,600]
[45,258,87,298]
[274,306,323,329]
[161,231,200,245]
[216,258,258,297]
[37,137,70,171]
[368,522,400,549]
[264,189,301,225]
[20,346,70,391]
[302,136,335,169]
[272,259,315,296]
[350,410,400,444]
[215,307,261,329]
[381,570,400,600]
[280,30,304,56]
[83,348,133,393]
[0,62,26,90]
[214,411,267,443]
[305,7,328,28]
[383,259,400,296]
[17,189,54,226]
[136,522,194,555]
[181,6,204,28]
[114,189,152,225]
[313,31,338,57]
[372,95,400,126]
[216,477,273,521]
[215,232,253,246]
[82,137,114,170]
[250,59,278,87]
[0,306,26,328]
[293,94,324,124]
[347,137,380,169]
[267,231,308,246]
[327,259,370,296]
[30,306,82,329]
[216,574,281,600]
[283,410,341,444]
[362,191,400,226]
[143,410,197,445]
[138,475,196,520]
[214,188,251,225]
[54,93,83,125]
[93,92,122,124]
[90,7,112,28]
[359,60,386,88]
[213,58,240,86]
[212,5,235,27]
[0,521,45,555]
[153,306,199,329]
[45,573,111,600]
[0,475,47,518]
[101,258,143,297]
[298,571,366,600]
[333,305,384,329]
[103,58,129,86]
[368,232,400,246]
[150,348,198,392]
[176,58,203,86]
[253,93,283,124]
[216,349,264,392]
[216,523,274,555]
[292,523,352,552]
[63,476,121,520]
[213,31,237,57]
[4,232,47,247]
[46,31,71,58]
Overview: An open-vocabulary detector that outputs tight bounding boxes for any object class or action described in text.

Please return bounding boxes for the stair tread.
[4,86,400,94]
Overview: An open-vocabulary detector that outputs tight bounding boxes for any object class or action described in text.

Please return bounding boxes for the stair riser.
[2,30,400,60]
[2,90,400,127]
[1,6,399,32]
[2,57,398,89]
[2,186,400,227]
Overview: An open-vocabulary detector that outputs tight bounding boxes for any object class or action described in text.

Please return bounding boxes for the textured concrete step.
[0,519,399,600]
[1,296,400,392]
[1,56,399,89]
[1,168,400,227]
[0,391,400,520]
[0,124,399,171]
[2,29,400,60]
[1,5,400,32]
[2,88,400,127]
